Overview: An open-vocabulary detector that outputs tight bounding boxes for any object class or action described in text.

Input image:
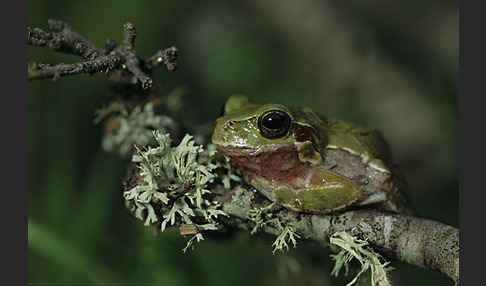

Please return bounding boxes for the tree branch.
[27,20,178,88]
[27,20,99,60]
[119,22,152,89]
[217,186,459,283]
[122,161,459,284]
[28,55,121,80]
[145,47,178,71]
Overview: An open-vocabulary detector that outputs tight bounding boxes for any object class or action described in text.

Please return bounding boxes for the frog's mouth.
[216,143,310,182]
[215,142,294,157]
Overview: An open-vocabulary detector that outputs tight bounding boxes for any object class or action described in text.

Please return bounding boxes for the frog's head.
[212,95,328,161]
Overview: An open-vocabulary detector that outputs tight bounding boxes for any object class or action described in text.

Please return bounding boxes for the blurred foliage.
[28,0,458,285]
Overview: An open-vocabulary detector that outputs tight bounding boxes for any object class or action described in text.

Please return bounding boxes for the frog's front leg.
[274,167,362,213]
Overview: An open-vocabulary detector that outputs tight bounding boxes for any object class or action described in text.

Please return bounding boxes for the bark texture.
[213,185,459,283]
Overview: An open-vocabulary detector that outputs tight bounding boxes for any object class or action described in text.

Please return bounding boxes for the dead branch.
[27,20,178,89]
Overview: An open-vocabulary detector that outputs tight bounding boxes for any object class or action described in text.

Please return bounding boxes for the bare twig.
[27,22,99,60]
[119,22,152,89]
[47,19,100,60]
[145,47,178,71]
[27,20,177,89]
[103,39,117,55]
[28,55,121,81]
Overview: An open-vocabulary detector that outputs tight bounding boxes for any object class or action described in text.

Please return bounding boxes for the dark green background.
[28,1,458,285]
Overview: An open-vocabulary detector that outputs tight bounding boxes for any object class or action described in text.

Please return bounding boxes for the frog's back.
[326,119,393,168]
[323,119,410,213]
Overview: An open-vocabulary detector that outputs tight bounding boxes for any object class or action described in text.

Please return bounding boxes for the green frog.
[212,95,408,214]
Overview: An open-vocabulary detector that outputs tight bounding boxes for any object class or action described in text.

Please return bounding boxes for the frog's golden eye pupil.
[258,110,291,139]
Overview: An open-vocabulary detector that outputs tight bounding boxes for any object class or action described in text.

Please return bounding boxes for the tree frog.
[212,95,408,214]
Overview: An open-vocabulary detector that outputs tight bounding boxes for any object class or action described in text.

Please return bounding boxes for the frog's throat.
[218,143,314,185]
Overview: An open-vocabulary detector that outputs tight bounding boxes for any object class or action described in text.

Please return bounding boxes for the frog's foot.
[300,184,361,213]
[274,168,362,214]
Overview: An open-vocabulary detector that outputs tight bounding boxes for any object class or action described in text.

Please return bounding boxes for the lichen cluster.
[248,203,301,254]
[271,225,301,254]
[123,130,228,251]
[95,101,178,157]
[330,229,393,286]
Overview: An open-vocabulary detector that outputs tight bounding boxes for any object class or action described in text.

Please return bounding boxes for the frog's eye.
[258,110,292,139]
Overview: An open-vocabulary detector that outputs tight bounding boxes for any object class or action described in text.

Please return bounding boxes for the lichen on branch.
[330,230,393,286]
[123,130,228,251]
[96,101,179,157]
[120,128,459,284]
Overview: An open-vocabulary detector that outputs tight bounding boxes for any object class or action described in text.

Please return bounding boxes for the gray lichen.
[97,102,178,157]
[330,229,393,286]
[123,130,228,250]
[272,225,301,254]
[248,202,301,254]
